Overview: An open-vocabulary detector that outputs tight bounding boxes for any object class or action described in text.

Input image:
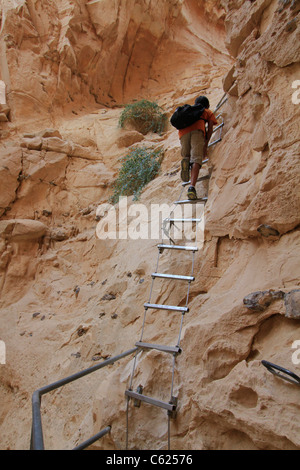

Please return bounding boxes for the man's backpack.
[170,103,206,130]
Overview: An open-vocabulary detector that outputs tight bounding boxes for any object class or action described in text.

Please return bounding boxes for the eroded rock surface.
[0,0,299,451]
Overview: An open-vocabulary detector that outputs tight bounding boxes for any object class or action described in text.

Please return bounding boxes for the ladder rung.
[208,138,222,147]
[151,273,195,282]
[144,302,189,313]
[175,198,208,204]
[212,122,224,133]
[182,174,210,187]
[157,244,198,252]
[168,218,201,223]
[136,341,181,355]
[125,390,176,412]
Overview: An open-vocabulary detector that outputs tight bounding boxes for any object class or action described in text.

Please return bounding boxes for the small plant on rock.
[119,100,166,135]
[110,146,163,204]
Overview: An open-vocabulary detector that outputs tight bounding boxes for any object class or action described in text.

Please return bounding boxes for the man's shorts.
[180,130,205,166]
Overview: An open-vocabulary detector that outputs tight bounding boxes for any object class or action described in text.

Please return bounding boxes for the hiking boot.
[180,158,190,183]
[187,186,197,200]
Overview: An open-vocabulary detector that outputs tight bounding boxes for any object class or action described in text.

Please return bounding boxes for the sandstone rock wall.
[207,0,300,238]
[0,0,299,451]
[0,0,229,132]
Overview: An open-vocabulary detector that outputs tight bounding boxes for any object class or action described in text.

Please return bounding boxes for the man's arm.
[206,120,214,143]
[203,121,214,158]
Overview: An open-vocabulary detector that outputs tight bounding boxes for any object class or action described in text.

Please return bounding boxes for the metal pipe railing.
[73,426,112,451]
[31,347,139,450]
[261,360,300,386]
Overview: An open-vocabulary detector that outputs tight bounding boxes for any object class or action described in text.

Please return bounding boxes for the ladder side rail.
[208,111,224,148]
[213,93,227,113]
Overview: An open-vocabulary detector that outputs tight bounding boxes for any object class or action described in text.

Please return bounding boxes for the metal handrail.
[73,426,112,451]
[261,360,300,386]
[31,347,139,450]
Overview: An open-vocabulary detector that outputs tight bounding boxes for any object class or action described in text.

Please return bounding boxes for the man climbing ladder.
[125,95,225,451]
[176,95,218,200]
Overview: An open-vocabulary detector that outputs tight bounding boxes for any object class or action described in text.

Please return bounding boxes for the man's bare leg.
[187,162,201,200]
[190,163,201,187]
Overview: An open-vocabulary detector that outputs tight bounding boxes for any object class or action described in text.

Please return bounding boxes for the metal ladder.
[125,191,201,450]
[125,95,227,450]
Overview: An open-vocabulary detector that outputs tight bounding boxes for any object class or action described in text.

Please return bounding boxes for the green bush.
[119,100,166,135]
[110,146,163,204]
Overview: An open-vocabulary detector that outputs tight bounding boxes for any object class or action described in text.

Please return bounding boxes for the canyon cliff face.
[0,0,299,450]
